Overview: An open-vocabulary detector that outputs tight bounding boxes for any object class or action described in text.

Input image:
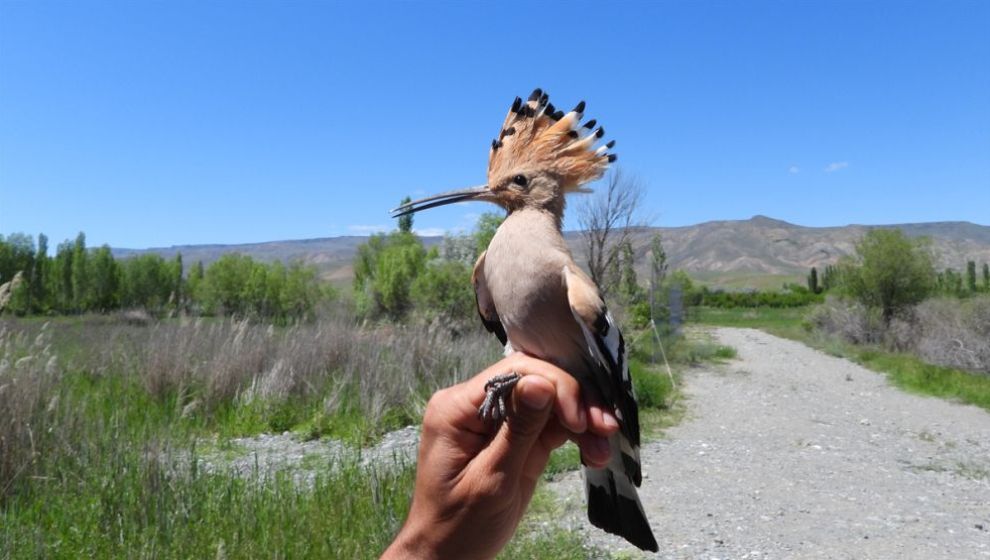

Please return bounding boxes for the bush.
[806,296,886,345]
[912,297,990,374]
[809,295,990,374]
[698,286,823,309]
[839,229,936,324]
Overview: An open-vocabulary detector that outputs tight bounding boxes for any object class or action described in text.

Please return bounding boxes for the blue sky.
[1,1,988,249]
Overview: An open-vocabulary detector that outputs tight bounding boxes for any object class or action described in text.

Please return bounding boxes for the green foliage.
[984,263,990,291]
[199,254,326,322]
[698,284,824,309]
[840,229,936,323]
[397,196,413,234]
[0,233,35,286]
[630,360,673,409]
[473,212,505,256]
[649,233,668,288]
[1,313,586,560]
[966,260,978,292]
[353,232,427,319]
[88,245,121,311]
[693,306,812,340]
[821,264,840,291]
[614,240,641,304]
[121,254,176,311]
[410,259,474,318]
[353,213,506,321]
[0,232,327,320]
[807,266,820,294]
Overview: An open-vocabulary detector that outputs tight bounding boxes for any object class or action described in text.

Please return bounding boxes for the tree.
[984,263,989,292]
[648,233,669,326]
[171,254,184,310]
[353,232,426,319]
[473,212,505,257]
[50,240,75,312]
[398,196,414,234]
[71,232,88,311]
[186,260,205,311]
[807,267,820,294]
[120,254,174,312]
[821,264,840,291]
[31,233,50,312]
[966,260,977,293]
[89,245,121,311]
[840,229,936,324]
[615,240,641,304]
[411,259,474,319]
[577,169,645,295]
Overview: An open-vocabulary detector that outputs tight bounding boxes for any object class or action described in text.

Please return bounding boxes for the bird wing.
[562,265,641,452]
[563,264,658,552]
[472,251,507,346]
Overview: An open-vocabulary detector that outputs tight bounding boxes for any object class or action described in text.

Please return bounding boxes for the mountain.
[113,217,990,289]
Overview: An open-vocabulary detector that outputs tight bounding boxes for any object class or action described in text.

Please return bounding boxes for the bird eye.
[512,175,528,187]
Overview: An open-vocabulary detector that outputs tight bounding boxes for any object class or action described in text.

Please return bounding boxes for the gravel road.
[550,327,990,559]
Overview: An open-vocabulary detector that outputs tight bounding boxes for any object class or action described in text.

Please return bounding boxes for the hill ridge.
[111,216,990,287]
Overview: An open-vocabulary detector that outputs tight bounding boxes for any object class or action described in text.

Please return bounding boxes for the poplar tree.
[398,196,414,234]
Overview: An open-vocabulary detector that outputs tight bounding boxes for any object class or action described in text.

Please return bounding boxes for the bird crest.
[488,88,616,194]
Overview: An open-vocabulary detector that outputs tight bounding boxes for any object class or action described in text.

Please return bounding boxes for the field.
[0,313,701,559]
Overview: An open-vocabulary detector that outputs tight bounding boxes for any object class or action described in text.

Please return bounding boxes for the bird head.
[391,88,616,219]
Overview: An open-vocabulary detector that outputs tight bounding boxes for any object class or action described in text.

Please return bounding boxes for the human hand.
[380,353,619,560]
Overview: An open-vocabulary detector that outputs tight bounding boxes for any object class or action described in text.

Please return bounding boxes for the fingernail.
[602,411,619,429]
[520,382,552,410]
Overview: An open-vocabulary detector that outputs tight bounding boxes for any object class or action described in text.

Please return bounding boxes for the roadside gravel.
[192,426,420,486]
[550,327,990,559]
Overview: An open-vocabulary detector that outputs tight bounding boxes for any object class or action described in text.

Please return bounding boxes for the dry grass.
[808,295,990,375]
[0,322,61,497]
[0,312,501,499]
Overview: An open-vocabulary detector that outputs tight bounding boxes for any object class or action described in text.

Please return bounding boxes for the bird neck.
[512,198,565,231]
[506,205,565,237]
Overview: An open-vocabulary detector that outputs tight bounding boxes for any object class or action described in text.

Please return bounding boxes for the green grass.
[693,305,990,413]
[688,271,804,291]
[0,367,597,559]
[0,316,607,559]
[851,348,990,411]
[693,305,811,339]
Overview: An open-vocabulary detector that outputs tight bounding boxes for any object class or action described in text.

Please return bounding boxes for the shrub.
[839,229,936,324]
[809,295,990,374]
[806,296,885,345]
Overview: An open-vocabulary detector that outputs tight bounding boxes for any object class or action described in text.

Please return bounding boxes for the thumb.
[483,375,555,479]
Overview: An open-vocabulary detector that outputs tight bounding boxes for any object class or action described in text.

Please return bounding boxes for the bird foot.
[477,372,521,423]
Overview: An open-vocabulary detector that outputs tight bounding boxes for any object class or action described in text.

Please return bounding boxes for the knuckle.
[421,390,449,433]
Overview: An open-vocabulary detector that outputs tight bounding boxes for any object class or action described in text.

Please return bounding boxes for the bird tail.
[584,433,659,552]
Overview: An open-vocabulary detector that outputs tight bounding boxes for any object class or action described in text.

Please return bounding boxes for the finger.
[451,354,587,435]
[521,419,570,483]
[586,403,621,437]
[480,374,555,479]
[505,354,586,434]
[572,432,612,469]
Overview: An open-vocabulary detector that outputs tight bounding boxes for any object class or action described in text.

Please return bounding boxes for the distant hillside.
[113,217,990,289]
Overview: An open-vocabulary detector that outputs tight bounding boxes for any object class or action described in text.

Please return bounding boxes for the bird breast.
[484,210,587,371]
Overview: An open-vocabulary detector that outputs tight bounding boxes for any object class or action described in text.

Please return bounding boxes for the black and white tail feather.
[573,310,659,552]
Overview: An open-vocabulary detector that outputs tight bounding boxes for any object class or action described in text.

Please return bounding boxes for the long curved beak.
[390,185,490,217]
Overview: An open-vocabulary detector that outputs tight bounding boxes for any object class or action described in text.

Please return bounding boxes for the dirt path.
[550,327,990,559]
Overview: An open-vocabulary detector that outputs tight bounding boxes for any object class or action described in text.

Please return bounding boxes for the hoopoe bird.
[391,89,658,552]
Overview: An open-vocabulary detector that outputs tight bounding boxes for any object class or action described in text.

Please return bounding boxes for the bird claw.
[478,372,521,423]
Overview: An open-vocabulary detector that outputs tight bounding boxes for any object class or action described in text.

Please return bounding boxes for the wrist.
[381,519,443,560]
